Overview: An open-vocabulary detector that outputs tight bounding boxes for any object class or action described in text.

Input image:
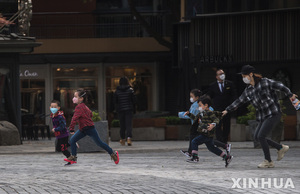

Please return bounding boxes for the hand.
[207,124,215,131]
[183,111,189,116]
[51,128,55,133]
[222,110,228,117]
[290,94,298,102]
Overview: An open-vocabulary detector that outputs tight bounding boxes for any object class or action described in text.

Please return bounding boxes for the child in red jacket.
[64,88,119,165]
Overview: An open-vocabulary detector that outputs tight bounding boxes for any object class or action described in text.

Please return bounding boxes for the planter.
[110,127,165,141]
[230,123,246,142]
[72,121,109,153]
[165,125,189,140]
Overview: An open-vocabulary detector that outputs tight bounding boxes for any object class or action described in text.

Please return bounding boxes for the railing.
[28,11,172,39]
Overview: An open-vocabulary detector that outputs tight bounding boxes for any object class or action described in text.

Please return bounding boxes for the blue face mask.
[50,108,58,114]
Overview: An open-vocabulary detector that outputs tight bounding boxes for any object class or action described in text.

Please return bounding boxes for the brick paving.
[0,140,299,194]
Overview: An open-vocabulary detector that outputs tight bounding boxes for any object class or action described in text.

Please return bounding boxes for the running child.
[65,88,119,165]
[186,95,233,167]
[50,100,71,164]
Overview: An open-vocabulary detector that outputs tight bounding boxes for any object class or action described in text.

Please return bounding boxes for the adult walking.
[114,76,136,146]
[222,65,293,168]
[206,69,237,144]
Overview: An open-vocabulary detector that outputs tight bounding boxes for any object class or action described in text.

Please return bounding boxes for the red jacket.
[69,103,94,132]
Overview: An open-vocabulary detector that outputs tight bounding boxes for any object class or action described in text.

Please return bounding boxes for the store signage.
[198,55,233,63]
[20,70,39,77]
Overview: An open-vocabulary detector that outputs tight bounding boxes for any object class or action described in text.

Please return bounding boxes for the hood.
[51,110,65,118]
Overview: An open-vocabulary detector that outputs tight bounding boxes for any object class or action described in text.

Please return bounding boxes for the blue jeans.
[70,126,113,156]
[191,134,223,156]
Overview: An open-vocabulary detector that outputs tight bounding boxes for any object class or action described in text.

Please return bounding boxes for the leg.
[256,113,282,162]
[188,123,199,153]
[85,127,114,155]
[222,113,231,143]
[57,137,71,158]
[205,138,223,157]
[215,121,223,143]
[69,130,86,156]
[118,111,126,139]
[213,140,227,149]
[125,111,133,138]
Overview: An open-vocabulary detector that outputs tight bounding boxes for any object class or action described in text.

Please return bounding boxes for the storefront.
[20,62,160,127]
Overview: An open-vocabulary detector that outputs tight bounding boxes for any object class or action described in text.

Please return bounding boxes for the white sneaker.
[257,160,274,168]
[277,144,289,161]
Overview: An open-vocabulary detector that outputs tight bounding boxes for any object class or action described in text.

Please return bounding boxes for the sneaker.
[257,160,274,168]
[225,155,233,168]
[64,155,77,164]
[127,138,132,146]
[180,150,192,158]
[186,156,199,163]
[111,151,119,164]
[226,144,232,155]
[119,139,125,146]
[64,162,72,166]
[277,144,289,161]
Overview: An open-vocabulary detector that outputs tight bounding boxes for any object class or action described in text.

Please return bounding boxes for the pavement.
[0,139,299,155]
[0,139,299,194]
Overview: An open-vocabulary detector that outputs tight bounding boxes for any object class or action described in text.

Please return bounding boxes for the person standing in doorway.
[114,76,136,146]
[206,69,237,144]
[222,65,293,168]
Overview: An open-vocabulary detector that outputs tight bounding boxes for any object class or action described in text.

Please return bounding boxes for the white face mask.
[219,74,225,81]
[198,107,204,112]
[243,76,251,84]
[190,97,195,103]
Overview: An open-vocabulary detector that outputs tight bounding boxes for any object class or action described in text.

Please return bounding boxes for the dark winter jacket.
[51,111,69,139]
[114,85,136,112]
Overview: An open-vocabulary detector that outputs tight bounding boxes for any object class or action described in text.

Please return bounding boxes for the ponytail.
[77,88,94,107]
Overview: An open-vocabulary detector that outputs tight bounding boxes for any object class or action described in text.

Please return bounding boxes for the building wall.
[32,37,171,54]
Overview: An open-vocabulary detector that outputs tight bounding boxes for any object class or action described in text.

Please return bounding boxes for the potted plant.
[163,116,190,140]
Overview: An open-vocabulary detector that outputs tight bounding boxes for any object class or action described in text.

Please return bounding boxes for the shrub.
[111,119,120,127]
[92,111,101,122]
[162,116,190,125]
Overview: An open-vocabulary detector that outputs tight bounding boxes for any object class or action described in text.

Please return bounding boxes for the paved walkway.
[0,140,299,194]
[0,139,299,154]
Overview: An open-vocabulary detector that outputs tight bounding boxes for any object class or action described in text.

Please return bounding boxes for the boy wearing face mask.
[50,100,71,163]
[185,96,233,167]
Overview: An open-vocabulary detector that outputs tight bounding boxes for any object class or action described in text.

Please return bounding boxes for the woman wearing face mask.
[222,65,297,168]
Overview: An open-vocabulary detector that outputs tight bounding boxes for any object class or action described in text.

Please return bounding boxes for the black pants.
[56,136,71,158]
[118,110,133,139]
[188,122,199,153]
[254,113,282,162]
[216,113,231,143]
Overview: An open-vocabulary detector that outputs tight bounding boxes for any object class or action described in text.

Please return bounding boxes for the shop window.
[106,66,153,124]
[20,79,46,125]
[53,67,98,125]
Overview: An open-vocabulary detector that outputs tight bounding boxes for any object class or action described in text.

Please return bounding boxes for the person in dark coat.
[206,69,237,144]
[114,77,136,146]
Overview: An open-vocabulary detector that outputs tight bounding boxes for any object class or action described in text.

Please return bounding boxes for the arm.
[55,116,66,132]
[188,112,200,123]
[268,79,293,98]
[69,106,81,132]
[207,112,220,131]
[226,90,249,112]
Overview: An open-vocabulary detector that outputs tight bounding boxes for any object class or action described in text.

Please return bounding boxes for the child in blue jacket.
[178,89,202,156]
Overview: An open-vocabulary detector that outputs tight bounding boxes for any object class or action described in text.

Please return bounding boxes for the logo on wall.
[20,70,38,78]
